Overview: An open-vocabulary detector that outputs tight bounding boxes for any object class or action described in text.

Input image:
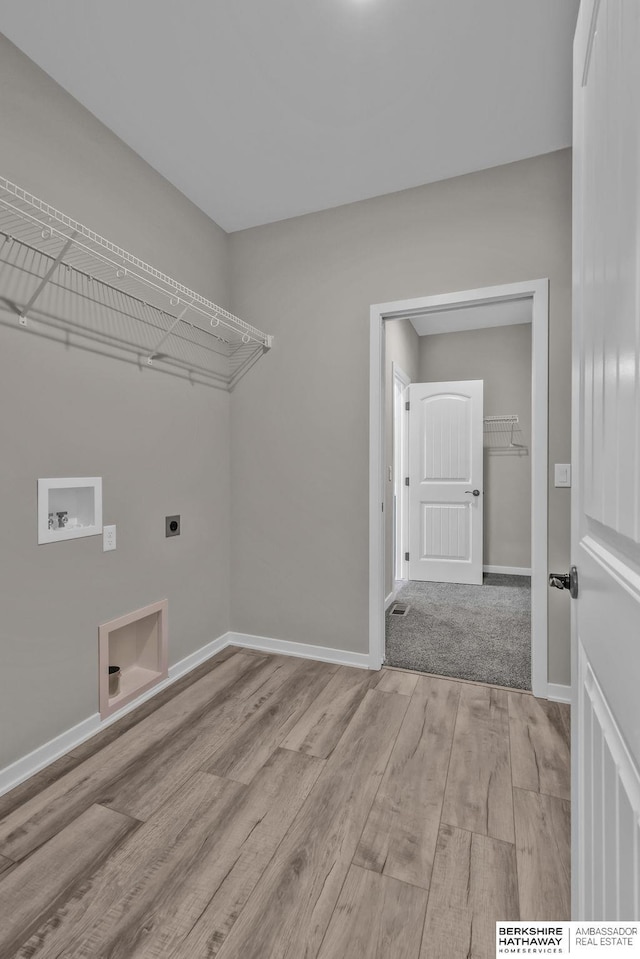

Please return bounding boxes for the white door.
[393,365,411,581]
[408,380,483,585]
[572,0,640,918]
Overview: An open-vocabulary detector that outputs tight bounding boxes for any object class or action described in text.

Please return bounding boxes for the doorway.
[369,280,549,698]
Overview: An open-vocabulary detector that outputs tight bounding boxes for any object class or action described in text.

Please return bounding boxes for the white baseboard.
[0,712,103,802]
[0,632,230,799]
[226,631,372,670]
[168,633,230,682]
[547,682,572,704]
[483,565,532,576]
[385,588,399,610]
[0,629,373,798]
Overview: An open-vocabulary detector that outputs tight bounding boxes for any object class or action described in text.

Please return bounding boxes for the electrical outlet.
[103,525,116,551]
[165,515,180,537]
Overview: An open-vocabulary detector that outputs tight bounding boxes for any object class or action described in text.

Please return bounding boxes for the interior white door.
[393,365,411,582]
[408,380,483,585]
[572,0,640,918]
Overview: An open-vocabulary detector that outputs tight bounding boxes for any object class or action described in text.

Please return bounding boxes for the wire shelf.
[0,176,273,388]
[483,415,528,452]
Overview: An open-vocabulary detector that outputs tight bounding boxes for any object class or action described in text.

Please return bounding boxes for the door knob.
[464,489,481,496]
[548,566,579,599]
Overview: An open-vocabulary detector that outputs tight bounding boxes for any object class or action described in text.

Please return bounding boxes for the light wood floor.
[0,648,571,959]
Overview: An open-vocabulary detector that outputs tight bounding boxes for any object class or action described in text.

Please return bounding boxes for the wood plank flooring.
[353,675,460,888]
[0,649,571,959]
[441,684,515,843]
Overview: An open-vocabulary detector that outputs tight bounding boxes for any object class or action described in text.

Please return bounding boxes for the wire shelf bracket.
[147,297,194,366]
[0,176,273,388]
[18,231,77,325]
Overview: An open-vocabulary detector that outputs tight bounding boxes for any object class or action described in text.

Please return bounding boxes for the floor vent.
[389,602,410,617]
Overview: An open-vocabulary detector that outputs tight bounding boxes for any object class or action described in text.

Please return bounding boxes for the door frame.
[369,278,550,698]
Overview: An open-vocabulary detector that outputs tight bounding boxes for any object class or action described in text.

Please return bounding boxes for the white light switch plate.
[103,524,116,551]
[554,464,571,488]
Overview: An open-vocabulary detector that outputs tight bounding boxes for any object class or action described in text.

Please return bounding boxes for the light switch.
[554,464,571,488]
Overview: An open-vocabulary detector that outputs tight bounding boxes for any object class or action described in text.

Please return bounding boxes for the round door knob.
[464,489,481,496]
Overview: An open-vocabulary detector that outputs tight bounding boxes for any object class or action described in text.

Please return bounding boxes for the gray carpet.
[385,573,531,689]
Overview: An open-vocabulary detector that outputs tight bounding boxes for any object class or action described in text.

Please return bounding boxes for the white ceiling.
[406,297,532,337]
[0,0,580,232]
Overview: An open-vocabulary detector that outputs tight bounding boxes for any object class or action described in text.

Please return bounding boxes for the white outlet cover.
[103,524,116,551]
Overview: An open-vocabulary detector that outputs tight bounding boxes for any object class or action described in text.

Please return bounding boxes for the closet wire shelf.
[483,415,528,453]
[0,176,272,389]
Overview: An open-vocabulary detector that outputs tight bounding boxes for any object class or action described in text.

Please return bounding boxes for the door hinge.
[405,401,410,411]
[405,552,410,562]
[405,477,409,486]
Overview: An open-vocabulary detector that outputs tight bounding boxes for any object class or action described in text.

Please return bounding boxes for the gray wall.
[0,36,232,770]
[384,319,420,596]
[419,323,532,570]
[229,149,572,685]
